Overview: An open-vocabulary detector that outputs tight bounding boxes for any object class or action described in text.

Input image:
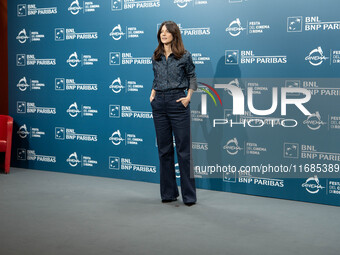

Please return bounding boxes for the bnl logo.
[17,54,26,66]
[110,52,121,65]
[55,78,65,90]
[17,149,27,160]
[109,156,120,170]
[225,50,239,64]
[284,143,299,159]
[55,127,65,140]
[17,101,26,113]
[17,4,27,17]
[55,28,65,41]
[109,105,120,118]
[287,17,303,32]
[111,0,123,11]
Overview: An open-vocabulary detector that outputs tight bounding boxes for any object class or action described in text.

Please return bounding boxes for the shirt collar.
[161,52,174,59]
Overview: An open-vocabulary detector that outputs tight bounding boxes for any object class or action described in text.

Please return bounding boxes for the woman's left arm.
[185,52,198,92]
[176,53,197,107]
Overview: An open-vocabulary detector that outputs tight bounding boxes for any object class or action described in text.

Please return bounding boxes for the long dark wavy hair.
[153,21,185,61]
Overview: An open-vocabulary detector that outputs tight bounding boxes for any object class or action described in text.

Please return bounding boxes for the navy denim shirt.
[152,51,198,91]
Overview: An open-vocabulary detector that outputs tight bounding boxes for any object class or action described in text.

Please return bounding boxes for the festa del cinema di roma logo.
[305,46,329,66]
[302,175,325,194]
[198,82,313,127]
[68,0,100,15]
[67,52,81,67]
[109,24,125,40]
[68,0,83,15]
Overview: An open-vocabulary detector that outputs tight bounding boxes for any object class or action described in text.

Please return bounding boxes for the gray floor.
[0,168,339,255]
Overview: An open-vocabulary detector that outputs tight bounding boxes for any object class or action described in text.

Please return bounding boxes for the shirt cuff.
[189,76,198,91]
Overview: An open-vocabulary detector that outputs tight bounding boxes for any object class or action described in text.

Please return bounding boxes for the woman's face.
[160,25,173,45]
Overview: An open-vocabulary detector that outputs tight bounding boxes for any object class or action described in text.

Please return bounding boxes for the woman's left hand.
[176,96,190,107]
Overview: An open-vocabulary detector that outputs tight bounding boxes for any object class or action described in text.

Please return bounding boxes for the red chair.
[0,115,14,174]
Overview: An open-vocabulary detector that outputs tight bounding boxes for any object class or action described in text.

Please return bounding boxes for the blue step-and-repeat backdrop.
[8,0,340,206]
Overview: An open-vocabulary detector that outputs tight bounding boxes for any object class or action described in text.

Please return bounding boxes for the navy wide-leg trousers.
[151,90,196,204]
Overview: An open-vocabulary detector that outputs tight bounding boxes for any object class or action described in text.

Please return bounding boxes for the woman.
[150,21,197,206]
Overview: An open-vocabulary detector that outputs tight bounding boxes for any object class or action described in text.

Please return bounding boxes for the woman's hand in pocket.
[176,96,190,107]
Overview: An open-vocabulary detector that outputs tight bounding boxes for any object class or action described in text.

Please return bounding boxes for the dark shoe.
[184,202,196,206]
[162,198,177,203]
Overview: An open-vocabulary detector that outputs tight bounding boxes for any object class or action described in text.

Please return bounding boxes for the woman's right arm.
[150,57,157,102]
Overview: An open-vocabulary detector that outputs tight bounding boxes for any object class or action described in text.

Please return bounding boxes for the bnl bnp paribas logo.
[225,50,287,65]
[55,28,98,41]
[68,0,100,15]
[111,0,160,10]
[55,78,98,91]
[198,81,313,128]
[109,52,151,65]
[157,23,210,37]
[16,54,56,66]
[17,101,56,115]
[17,4,57,16]
[109,105,152,119]
[287,16,340,32]
[109,156,156,173]
[17,149,56,163]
